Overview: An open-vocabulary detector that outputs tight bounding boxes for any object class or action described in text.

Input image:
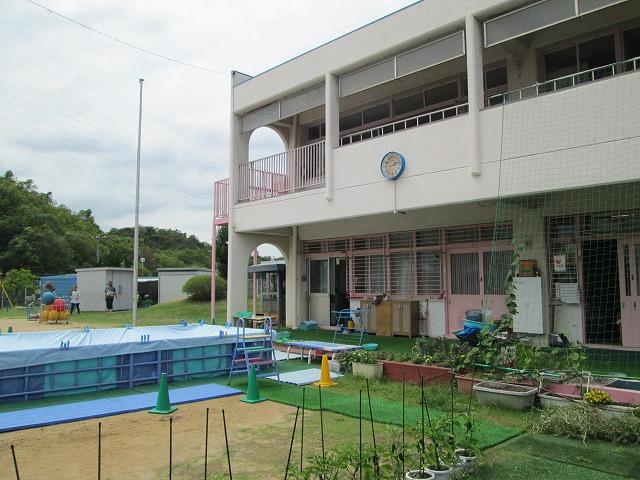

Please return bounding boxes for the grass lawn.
[0,299,226,329]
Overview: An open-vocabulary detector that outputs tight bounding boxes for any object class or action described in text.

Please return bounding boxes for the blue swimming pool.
[0,323,262,403]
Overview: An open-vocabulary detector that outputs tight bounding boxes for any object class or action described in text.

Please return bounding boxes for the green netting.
[485,70,640,384]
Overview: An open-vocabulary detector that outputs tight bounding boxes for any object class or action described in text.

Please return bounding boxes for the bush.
[182,274,226,301]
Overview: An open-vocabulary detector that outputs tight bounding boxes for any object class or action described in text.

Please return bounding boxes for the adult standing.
[70,285,80,315]
[104,281,117,315]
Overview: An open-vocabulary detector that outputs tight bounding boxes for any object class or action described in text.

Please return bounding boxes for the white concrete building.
[215,0,640,348]
[158,268,211,304]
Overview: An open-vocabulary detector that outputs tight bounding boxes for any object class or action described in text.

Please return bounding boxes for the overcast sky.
[0,0,416,252]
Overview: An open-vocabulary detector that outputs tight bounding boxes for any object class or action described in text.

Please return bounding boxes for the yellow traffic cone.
[314,354,336,388]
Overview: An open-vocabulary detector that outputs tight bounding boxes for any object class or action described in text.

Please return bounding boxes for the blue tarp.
[0,324,264,370]
[39,274,77,300]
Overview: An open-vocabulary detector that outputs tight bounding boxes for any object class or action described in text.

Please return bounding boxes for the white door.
[308,259,330,326]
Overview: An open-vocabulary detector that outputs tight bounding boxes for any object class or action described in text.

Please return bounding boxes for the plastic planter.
[455,448,477,472]
[538,392,576,408]
[474,381,538,410]
[352,361,383,379]
[425,465,454,479]
[405,470,435,479]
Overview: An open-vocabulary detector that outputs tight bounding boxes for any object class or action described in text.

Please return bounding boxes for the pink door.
[618,239,640,348]
[447,247,511,334]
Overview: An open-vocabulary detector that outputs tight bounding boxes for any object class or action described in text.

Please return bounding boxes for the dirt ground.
[0,395,374,480]
[0,317,82,333]
[0,396,298,480]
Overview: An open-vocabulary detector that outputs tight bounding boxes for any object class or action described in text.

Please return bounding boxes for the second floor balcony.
[237,141,325,203]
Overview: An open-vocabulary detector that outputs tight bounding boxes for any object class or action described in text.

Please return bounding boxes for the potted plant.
[454,416,479,473]
[584,388,637,417]
[350,350,383,379]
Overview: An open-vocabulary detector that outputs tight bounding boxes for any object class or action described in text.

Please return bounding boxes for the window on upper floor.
[425,81,459,108]
[393,92,424,117]
[624,26,640,60]
[544,34,616,81]
[307,123,325,142]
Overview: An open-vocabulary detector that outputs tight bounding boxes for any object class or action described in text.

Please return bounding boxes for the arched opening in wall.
[249,127,287,161]
[247,243,286,327]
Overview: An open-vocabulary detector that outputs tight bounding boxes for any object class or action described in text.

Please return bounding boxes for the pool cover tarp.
[0,324,264,370]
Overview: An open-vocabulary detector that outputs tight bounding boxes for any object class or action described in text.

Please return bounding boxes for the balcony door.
[446,247,511,334]
[618,239,640,348]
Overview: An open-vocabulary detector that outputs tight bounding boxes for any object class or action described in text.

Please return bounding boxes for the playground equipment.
[41,291,55,305]
[227,317,279,383]
[332,308,370,346]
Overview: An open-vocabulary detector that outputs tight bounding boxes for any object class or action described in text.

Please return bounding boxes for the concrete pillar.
[226,72,251,323]
[286,226,299,328]
[324,73,339,201]
[465,15,484,176]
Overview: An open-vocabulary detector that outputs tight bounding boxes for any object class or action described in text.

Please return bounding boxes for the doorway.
[330,257,349,326]
[446,247,511,334]
[617,239,640,347]
[583,239,621,345]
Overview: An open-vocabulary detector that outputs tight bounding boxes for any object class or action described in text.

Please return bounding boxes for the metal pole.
[98,422,102,480]
[222,409,233,480]
[204,408,209,479]
[318,384,325,460]
[252,250,258,314]
[132,78,144,327]
[211,223,217,322]
[10,444,20,480]
[169,416,173,480]
[365,379,379,479]
[359,389,362,480]
[300,388,305,470]
[284,406,300,480]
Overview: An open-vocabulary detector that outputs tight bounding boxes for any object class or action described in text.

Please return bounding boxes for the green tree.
[3,268,38,298]
[216,225,228,279]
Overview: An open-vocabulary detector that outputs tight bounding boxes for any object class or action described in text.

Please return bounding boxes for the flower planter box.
[538,392,578,408]
[455,374,482,397]
[382,361,450,384]
[473,381,538,410]
[352,361,383,379]
[328,359,345,374]
[597,403,637,418]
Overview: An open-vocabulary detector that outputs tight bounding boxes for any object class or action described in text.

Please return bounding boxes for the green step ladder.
[227,317,280,384]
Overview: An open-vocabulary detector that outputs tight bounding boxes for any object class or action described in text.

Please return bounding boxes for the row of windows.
[544,26,640,81]
[305,24,640,142]
[306,66,508,142]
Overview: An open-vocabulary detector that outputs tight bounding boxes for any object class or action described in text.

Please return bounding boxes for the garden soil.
[0,396,300,479]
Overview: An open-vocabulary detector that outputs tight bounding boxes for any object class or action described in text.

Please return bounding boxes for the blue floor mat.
[0,383,240,433]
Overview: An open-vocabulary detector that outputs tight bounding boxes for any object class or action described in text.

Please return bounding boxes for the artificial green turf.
[509,434,640,478]
[475,433,640,480]
[248,381,521,450]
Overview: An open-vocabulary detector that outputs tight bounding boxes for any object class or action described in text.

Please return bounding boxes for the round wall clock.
[380,151,406,180]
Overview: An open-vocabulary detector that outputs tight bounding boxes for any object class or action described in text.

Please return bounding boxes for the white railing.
[238,141,325,202]
[213,178,229,224]
[487,55,640,106]
[340,103,469,146]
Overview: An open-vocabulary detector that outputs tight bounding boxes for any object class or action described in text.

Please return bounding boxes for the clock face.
[380,151,405,180]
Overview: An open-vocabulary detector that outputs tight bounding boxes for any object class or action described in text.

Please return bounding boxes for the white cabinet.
[513,277,544,334]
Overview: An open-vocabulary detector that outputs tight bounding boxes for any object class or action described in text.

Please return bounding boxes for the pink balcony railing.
[213,178,229,225]
[238,141,325,202]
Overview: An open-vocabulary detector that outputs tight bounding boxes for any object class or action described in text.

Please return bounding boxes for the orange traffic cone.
[314,354,336,388]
